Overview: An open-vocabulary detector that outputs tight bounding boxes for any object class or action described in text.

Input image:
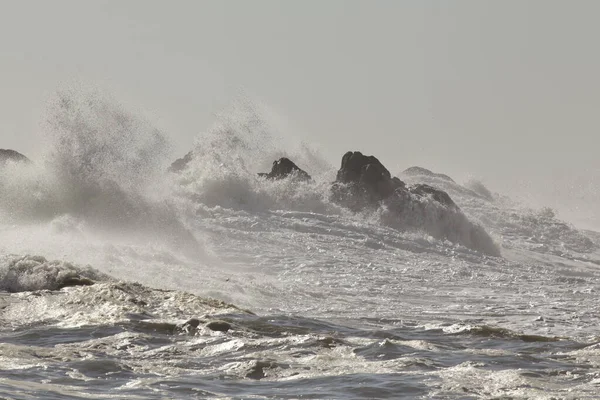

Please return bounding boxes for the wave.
[167,102,499,255]
[0,254,109,293]
[0,88,201,256]
[2,89,596,261]
[401,166,598,256]
[0,254,246,333]
[1,91,501,256]
[442,324,560,343]
[171,98,344,216]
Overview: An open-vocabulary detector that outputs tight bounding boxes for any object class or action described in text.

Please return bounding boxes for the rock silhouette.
[0,149,30,165]
[169,151,193,172]
[409,183,457,209]
[171,149,500,256]
[332,151,405,210]
[258,157,311,181]
[330,151,499,256]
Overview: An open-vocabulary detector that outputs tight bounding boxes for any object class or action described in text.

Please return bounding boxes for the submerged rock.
[258,157,311,181]
[205,320,232,332]
[0,149,30,165]
[56,276,95,290]
[179,318,201,334]
[245,360,278,380]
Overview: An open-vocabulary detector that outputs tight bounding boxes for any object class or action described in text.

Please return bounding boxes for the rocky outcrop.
[258,157,311,181]
[409,183,457,209]
[0,149,30,165]
[332,151,405,210]
[169,151,193,173]
[330,151,500,256]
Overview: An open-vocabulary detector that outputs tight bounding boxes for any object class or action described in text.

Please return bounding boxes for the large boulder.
[258,158,311,181]
[332,151,405,209]
[0,149,30,165]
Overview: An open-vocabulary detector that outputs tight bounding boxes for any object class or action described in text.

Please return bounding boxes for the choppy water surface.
[2,91,600,399]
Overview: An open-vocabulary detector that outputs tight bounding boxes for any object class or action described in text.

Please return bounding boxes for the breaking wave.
[0,88,199,255]
[0,254,109,293]
[5,88,595,260]
[0,90,504,256]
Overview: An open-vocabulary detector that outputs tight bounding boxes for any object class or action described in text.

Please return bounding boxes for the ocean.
[1,91,600,399]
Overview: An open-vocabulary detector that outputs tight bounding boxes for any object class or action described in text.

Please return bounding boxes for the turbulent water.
[2,91,600,399]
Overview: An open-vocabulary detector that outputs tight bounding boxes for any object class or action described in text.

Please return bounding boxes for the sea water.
[1,90,600,399]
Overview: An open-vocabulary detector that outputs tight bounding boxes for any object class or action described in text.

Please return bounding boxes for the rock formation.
[408,183,457,209]
[331,151,405,210]
[329,151,499,256]
[0,149,30,165]
[258,157,311,181]
[169,151,193,172]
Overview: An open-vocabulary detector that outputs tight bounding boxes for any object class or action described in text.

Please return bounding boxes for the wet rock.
[332,151,406,209]
[56,276,95,290]
[205,320,231,332]
[329,151,500,256]
[258,157,311,181]
[184,318,201,328]
[245,360,277,380]
[168,151,193,172]
[0,149,30,165]
[317,336,346,349]
[178,318,201,334]
[409,184,457,209]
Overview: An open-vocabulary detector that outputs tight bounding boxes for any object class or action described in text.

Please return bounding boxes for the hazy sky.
[1,1,599,227]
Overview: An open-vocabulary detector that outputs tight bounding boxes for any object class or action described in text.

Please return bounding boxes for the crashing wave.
[0,255,109,293]
[0,89,201,256]
[401,166,598,256]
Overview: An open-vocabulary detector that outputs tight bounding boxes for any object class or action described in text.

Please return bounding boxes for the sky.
[1,0,599,228]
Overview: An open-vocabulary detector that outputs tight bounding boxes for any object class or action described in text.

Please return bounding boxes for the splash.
[0,254,109,293]
[0,88,200,256]
[172,97,340,214]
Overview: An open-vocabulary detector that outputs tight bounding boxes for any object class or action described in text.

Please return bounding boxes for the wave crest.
[0,255,109,293]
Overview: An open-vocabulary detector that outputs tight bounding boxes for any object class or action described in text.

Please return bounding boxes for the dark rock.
[0,149,30,165]
[332,151,406,209]
[336,151,391,185]
[409,184,457,209]
[245,360,277,380]
[330,151,500,256]
[205,320,231,332]
[183,318,201,329]
[258,157,311,181]
[168,151,193,172]
[317,336,346,349]
[177,318,201,334]
[56,276,95,290]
